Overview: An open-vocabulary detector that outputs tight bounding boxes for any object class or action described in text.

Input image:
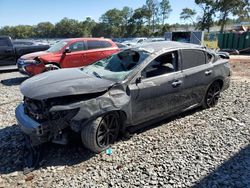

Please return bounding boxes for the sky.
[0,0,199,27]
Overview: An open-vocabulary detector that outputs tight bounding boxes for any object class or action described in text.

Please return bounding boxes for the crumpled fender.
[49,86,130,121]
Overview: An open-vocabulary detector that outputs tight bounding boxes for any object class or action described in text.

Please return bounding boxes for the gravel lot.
[0,64,249,187]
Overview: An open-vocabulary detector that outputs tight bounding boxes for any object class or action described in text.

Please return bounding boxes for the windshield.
[46,40,68,53]
[81,50,149,82]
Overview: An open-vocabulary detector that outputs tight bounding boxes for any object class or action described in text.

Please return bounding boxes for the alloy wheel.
[206,83,221,108]
[96,113,120,148]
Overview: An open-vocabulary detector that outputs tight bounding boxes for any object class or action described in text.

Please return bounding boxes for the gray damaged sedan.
[16,41,230,153]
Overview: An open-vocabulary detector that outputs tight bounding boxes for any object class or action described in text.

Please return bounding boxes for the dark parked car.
[0,36,49,70]
[15,41,230,154]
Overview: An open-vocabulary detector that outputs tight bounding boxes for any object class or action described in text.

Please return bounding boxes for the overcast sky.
[0,0,200,27]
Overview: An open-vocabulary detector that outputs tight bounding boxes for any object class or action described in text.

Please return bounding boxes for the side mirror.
[64,47,71,54]
[135,77,142,84]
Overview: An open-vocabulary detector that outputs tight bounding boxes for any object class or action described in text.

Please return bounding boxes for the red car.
[17,38,119,76]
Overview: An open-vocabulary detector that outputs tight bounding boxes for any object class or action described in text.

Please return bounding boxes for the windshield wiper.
[93,71,102,79]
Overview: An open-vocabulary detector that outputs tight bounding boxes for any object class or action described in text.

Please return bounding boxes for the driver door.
[129,50,185,125]
[60,41,86,68]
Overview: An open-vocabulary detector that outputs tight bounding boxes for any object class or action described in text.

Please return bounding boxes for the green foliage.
[0,25,35,39]
[195,0,216,32]
[1,0,248,39]
[35,22,55,38]
[180,8,197,24]
[215,0,250,32]
[54,18,83,38]
[160,0,172,25]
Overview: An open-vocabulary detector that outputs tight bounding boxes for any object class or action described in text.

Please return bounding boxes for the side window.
[182,49,206,70]
[142,51,178,79]
[99,41,112,48]
[87,40,101,50]
[0,39,10,47]
[69,42,85,52]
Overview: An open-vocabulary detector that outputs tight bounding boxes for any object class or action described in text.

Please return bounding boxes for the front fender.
[49,89,130,122]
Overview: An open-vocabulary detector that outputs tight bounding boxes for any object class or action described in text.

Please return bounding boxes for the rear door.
[0,38,15,66]
[180,49,213,107]
[129,50,185,125]
[98,40,118,58]
[84,40,110,65]
[61,41,86,68]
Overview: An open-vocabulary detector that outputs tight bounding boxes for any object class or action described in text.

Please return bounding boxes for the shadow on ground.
[0,76,28,86]
[193,144,250,187]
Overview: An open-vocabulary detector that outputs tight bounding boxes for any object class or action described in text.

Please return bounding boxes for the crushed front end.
[15,97,79,147]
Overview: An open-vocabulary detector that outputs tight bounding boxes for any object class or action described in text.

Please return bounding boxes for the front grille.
[24,97,47,123]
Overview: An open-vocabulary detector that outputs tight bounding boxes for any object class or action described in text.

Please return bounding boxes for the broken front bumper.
[17,59,45,76]
[15,103,50,146]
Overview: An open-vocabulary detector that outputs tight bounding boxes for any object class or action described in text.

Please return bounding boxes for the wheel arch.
[206,78,224,93]
[45,62,61,68]
[79,110,127,130]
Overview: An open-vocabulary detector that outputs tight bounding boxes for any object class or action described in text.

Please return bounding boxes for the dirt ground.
[230,55,250,81]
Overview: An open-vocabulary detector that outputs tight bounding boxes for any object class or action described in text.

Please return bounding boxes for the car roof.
[63,38,111,42]
[132,41,204,53]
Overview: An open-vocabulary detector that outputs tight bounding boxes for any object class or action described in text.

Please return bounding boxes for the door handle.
[172,80,182,88]
[205,70,212,76]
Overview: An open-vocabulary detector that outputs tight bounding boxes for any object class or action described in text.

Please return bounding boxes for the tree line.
[0,0,249,39]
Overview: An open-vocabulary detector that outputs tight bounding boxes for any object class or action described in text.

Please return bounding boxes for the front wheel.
[203,82,221,108]
[81,112,120,153]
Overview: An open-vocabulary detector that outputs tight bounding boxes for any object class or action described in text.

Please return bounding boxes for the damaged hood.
[21,51,51,60]
[20,68,115,100]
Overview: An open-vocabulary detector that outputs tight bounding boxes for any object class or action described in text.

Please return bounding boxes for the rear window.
[87,40,112,50]
[182,49,206,69]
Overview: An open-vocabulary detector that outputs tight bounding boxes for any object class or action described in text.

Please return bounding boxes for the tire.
[44,63,60,72]
[203,81,221,108]
[81,112,120,153]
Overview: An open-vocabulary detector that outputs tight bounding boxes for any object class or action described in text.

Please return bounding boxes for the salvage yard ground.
[0,59,249,187]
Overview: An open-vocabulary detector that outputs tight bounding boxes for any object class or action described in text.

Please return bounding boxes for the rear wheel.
[44,64,60,72]
[81,112,120,153]
[203,82,221,108]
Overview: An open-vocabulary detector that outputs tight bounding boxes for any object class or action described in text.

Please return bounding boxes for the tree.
[160,0,172,25]
[35,22,54,38]
[146,0,154,26]
[180,8,197,25]
[82,17,96,37]
[146,0,160,33]
[130,7,147,36]
[121,7,133,37]
[195,0,216,32]
[54,18,83,38]
[100,8,124,37]
[215,0,250,32]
